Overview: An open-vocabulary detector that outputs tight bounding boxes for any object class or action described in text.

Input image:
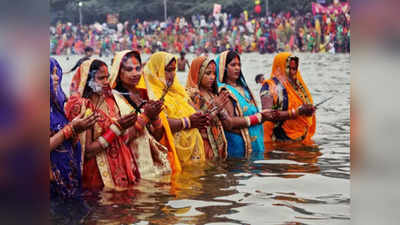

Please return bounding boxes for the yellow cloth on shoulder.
[109,50,182,173]
[139,52,205,164]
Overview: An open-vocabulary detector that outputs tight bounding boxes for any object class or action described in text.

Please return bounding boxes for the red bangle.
[249,115,259,125]
[62,124,74,139]
[102,128,117,144]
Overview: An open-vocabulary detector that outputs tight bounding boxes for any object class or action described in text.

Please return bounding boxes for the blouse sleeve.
[260,82,271,98]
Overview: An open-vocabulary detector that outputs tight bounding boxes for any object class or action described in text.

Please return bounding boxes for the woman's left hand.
[71,111,99,133]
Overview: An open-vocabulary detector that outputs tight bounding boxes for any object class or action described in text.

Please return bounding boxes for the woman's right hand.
[143,100,163,120]
[117,112,137,130]
[214,91,230,112]
[298,104,316,116]
[189,112,209,129]
[71,111,99,133]
[261,109,280,121]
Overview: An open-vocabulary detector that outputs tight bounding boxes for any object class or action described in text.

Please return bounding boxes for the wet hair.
[255,74,264,83]
[82,59,107,98]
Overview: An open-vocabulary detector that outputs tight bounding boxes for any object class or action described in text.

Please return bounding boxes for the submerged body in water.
[51,52,350,224]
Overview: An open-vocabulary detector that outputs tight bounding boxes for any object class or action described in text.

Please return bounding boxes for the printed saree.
[50,58,82,198]
[261,52,316,145]
[109,50,179,177]
[215,51,265,159]
[65,59,140,191]
[185,56,227,160]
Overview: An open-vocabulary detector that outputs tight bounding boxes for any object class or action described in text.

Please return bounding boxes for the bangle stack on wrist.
[98,123,122,149]
[245,113,262,127]
[62,124,77,140]
[288,108,299,118]
[181,117,191,129]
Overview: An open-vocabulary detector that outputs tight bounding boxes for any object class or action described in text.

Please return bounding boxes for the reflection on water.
[51,53,350,224]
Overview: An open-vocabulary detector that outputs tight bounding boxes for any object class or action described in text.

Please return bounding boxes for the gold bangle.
[288,109,292,117]
[181,118,186,129]
[245,116,251,127]
[256,113,262,123]
[186,117,191,129]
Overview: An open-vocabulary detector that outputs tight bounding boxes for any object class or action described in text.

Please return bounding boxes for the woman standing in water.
[65,59,139,191]
[109,50,181,177]
[215,50,272,159]
[49,58,97,198]
[142,52,209,165]
[261,52,316,147]
[186,56,230,160]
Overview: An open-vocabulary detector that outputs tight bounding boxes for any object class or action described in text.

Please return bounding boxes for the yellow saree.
[139,52,205,164]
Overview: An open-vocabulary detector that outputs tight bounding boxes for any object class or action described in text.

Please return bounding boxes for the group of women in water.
[50,50,316,198]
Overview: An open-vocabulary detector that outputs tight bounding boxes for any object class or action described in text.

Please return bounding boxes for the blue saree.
[215,51,264,160]
[50,58,82,198]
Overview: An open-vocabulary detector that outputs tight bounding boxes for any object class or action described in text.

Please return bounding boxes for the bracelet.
[109,123,122,136]
[256,113,262,123]
[152,118,163,129]
[248,114,261,126]
[135,114,150,131]
[180,118,186,129]
[98,136,109,149]
[290,108,298,117]
[62,124,75,140]
[184,117,191,129]
[245,116,251,127]
[288,108,292,117]
[294,108,299,117]
[102,128,117,144]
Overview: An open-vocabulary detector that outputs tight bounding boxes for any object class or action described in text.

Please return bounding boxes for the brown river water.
[51,52,350,225]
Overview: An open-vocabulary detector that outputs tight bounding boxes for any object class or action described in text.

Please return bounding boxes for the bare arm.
[84,127,104,160]
[261,95,291,121]
[148,120,164,141]
[50,113,98,151]
[219,97,251,132]
[167,118,184,133]
[49,130,66,151]
[260,94,315,121]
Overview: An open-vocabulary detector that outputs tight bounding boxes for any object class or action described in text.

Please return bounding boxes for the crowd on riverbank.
[50,6,350,57]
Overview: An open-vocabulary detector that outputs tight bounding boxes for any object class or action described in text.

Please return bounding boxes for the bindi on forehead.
[130,56,139,65]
